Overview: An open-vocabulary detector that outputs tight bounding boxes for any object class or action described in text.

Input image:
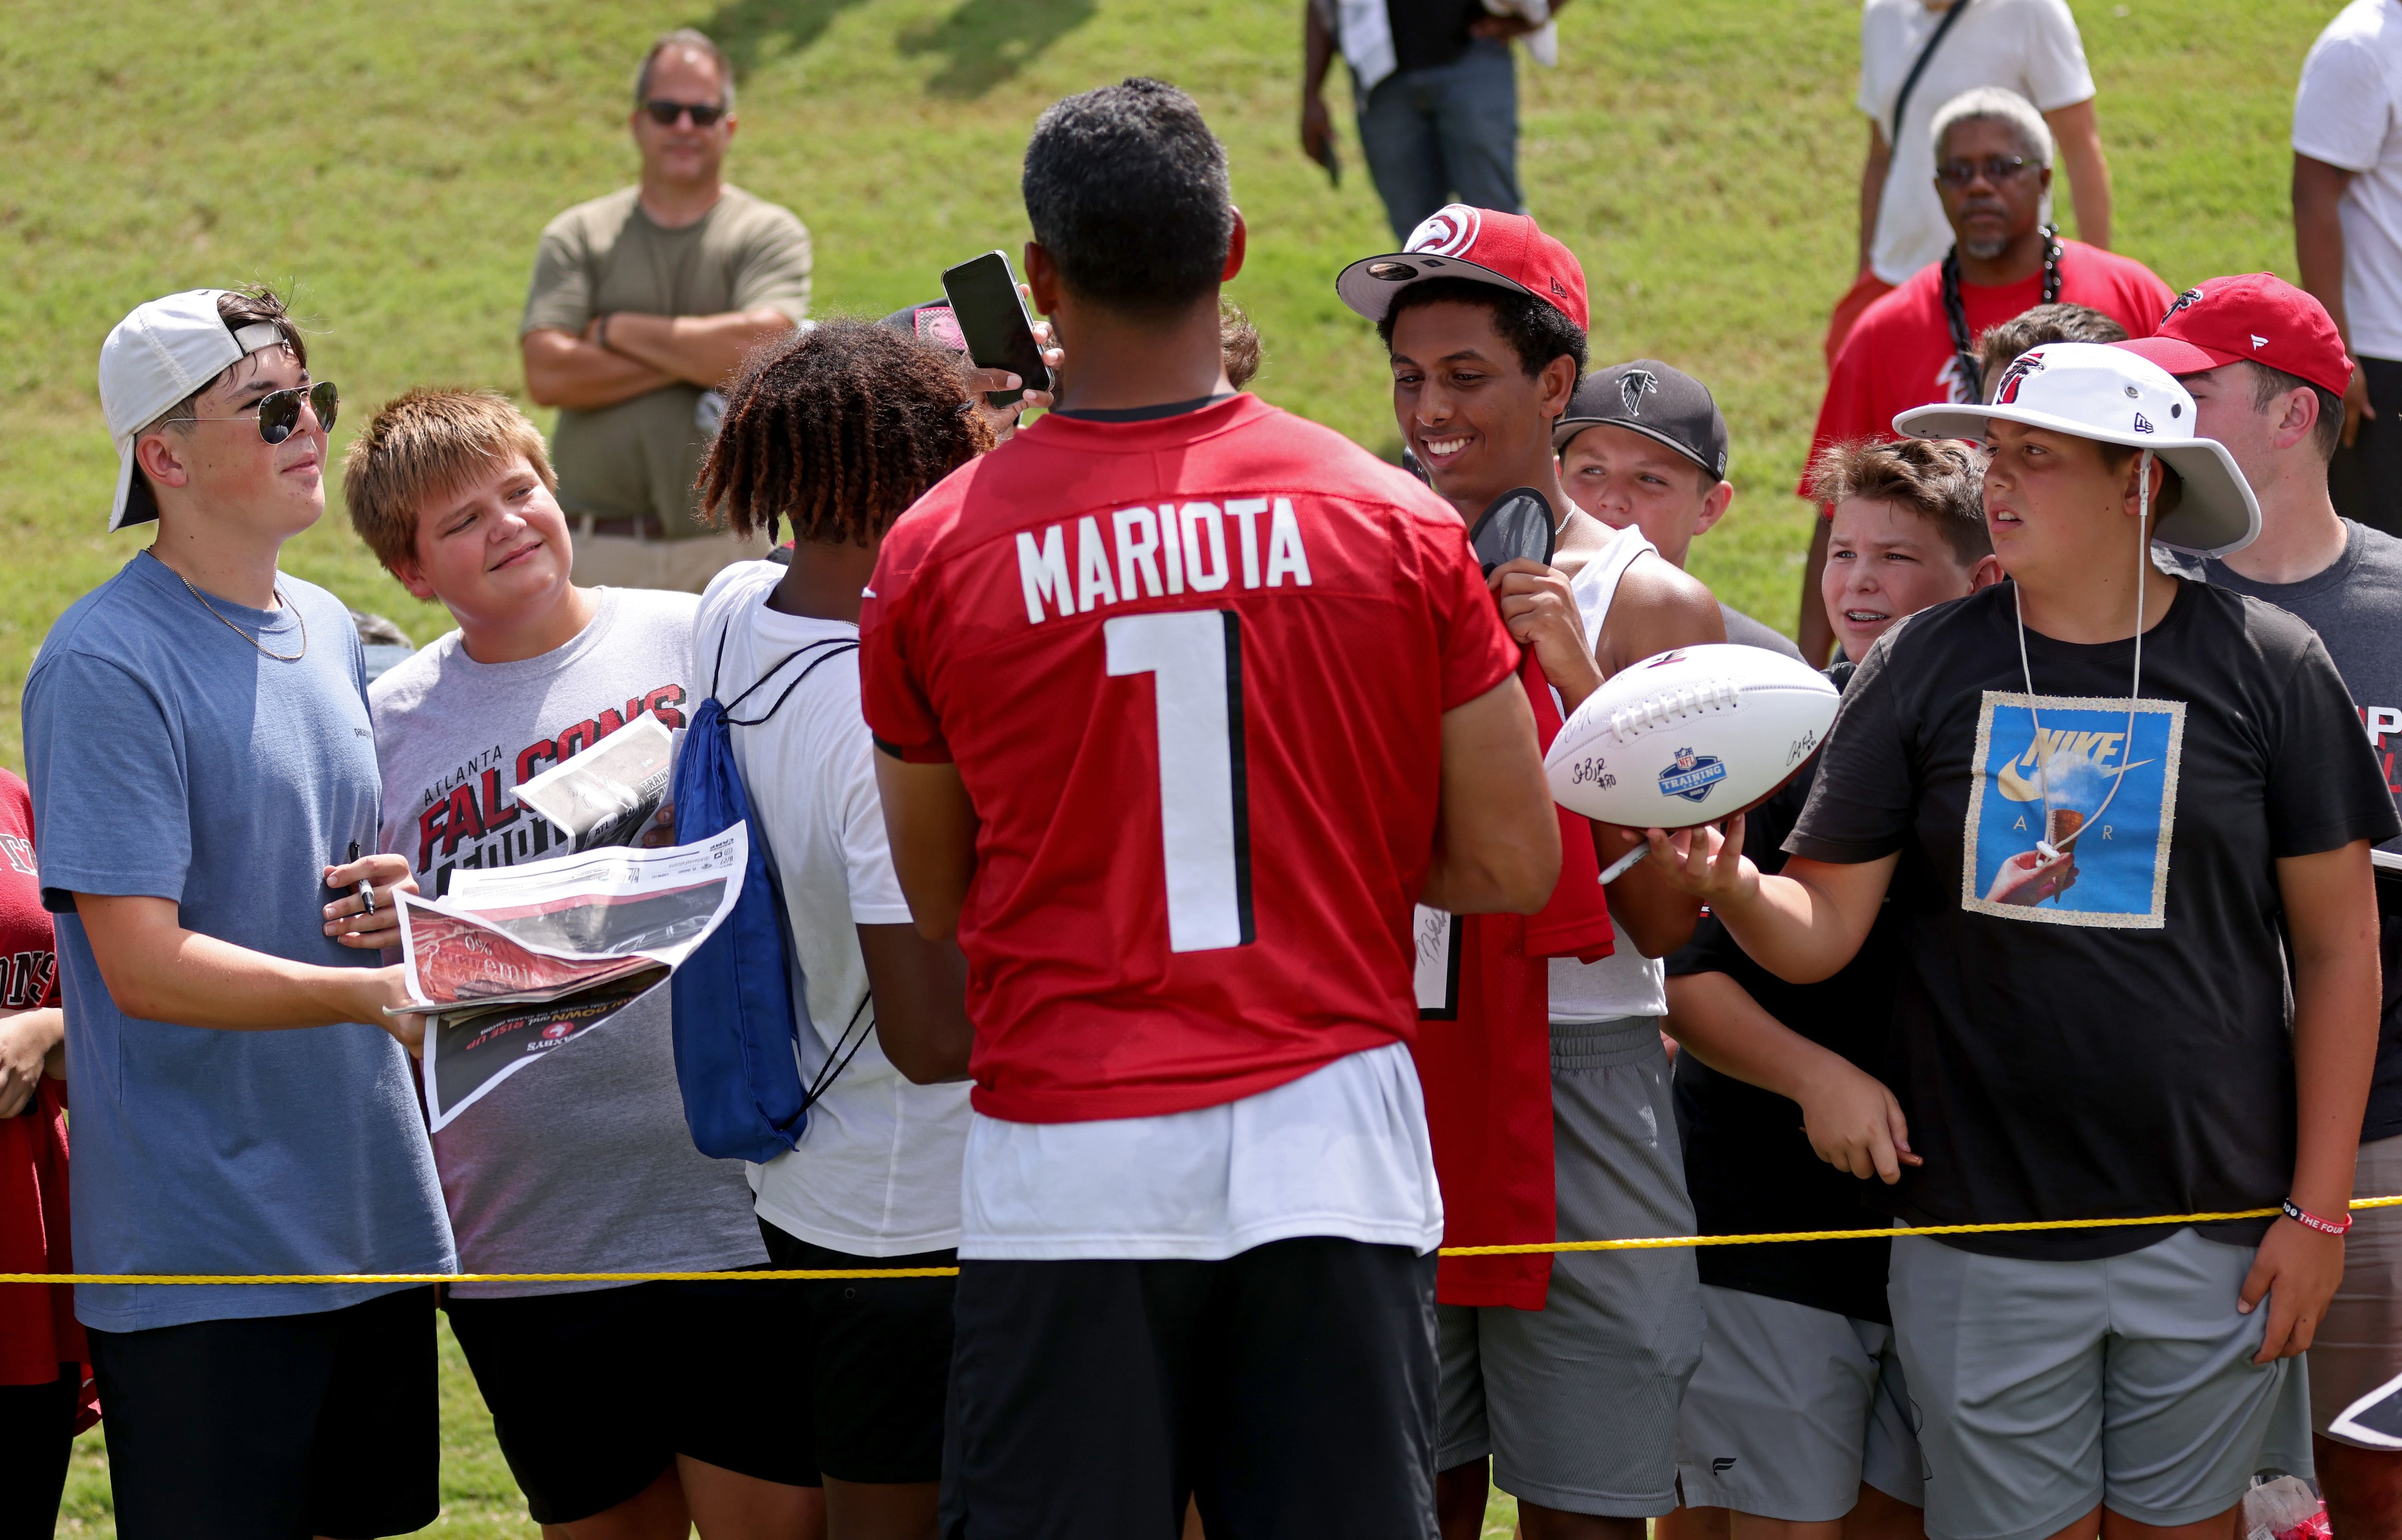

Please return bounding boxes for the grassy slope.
[1,0,2341,1529]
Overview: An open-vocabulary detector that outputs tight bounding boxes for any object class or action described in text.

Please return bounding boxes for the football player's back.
[860,79,1560,1540]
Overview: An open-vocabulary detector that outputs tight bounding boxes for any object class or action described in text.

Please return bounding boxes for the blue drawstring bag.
[670,628,858,1162]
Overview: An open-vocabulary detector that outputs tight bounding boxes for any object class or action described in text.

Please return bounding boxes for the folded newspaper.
[397,826,746,1129]
[511,712,674,852]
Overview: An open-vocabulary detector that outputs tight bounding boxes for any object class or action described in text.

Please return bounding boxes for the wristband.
[2281,1198,2353,1235]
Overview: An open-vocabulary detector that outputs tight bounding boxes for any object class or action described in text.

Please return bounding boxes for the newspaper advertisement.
[401,825,746,1130]
[511,712,674,852]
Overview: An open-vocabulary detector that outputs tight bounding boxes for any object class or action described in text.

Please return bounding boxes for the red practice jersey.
[860,393,1518,1124]
[1801,240,2177,500]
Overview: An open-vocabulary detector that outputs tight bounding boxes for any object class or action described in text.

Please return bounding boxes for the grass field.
[0,0,2350,1529]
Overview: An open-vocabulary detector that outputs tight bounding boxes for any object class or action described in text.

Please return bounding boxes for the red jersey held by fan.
[859,393,1519,1126]
[1799,238,2177,500]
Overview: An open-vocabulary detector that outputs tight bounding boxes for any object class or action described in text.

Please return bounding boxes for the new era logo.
[2132,412,2156,434]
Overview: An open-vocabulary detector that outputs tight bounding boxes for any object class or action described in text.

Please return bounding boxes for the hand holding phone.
[942,251,1055,410]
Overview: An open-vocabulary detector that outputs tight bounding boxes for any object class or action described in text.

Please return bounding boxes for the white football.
[1545,644,1840,829]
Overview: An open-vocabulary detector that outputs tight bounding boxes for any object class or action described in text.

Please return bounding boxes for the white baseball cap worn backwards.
[1892,341,2260,559]
[98,289,293,532]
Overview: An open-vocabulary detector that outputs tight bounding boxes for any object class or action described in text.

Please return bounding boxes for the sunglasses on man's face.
[644,99,726,128]
[190,381,340,444]
[1936,156,2036,189]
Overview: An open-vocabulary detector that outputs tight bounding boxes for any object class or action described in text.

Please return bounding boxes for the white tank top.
[1549,527,1670,1023]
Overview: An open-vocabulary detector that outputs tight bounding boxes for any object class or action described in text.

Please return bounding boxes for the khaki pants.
[569,523,768,594]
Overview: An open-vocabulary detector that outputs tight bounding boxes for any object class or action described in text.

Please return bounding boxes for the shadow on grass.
[696,0,876,82]
[899,0,1099,98]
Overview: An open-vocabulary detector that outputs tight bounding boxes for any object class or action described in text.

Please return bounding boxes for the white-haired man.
[1795,86,2171,661]
[521,27,810,592]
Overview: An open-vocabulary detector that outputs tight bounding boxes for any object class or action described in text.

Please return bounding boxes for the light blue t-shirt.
[22,551,454,1331]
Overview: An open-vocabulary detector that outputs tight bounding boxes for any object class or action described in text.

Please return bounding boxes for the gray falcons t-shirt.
[2186,520,2402,1140]
[369,587,765,1296]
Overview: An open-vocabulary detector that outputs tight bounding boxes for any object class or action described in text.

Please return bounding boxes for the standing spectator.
[343,390,821,1540]
[0,768,92,1538]
[1556,360,1807,660]
[25,287,454,1538]
[1797,86,2170,662]
[2294,0,2402,538]
[2122,272,2402,1540]
[1836,0,2112,367]
[1301,0,1571,243]
[521,28,811,593]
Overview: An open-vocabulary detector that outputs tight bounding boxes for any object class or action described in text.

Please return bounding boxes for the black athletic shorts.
[87,1286,437,1540]
[445,1275,817,1525]
[759,1218,956,1484]
[941,1236,1440,1540]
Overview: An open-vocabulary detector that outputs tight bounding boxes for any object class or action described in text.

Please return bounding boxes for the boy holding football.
[863,82,1561,1538]
[1659,438,1998,1540]
[1339,210,1723,1538]
[1649,342,2392,1540]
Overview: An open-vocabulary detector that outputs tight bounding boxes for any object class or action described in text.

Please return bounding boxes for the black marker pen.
[348,841,376,917]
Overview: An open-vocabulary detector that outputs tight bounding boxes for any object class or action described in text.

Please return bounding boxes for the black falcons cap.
[1553,359,1730,481]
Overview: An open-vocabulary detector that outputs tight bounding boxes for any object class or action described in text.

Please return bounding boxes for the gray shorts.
[1436,1017,1703,1518]
[1889,1227,2312,1540]
[2311,1132,2402,1443]
[1675,1285,1924,1521]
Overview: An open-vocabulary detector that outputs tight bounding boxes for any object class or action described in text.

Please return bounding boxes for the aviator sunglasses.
[1935,155,2037,188]
[189,381,340,444]
[644,98,727,127]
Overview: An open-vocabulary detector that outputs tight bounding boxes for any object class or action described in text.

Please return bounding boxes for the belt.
[576,513,675,541]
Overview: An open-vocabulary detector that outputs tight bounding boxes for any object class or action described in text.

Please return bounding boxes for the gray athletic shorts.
[1436,1016,1703,1518]
[1889,1227,2312,1540]
[1675,1285,1924,1521]
[2310,1132,2402,1444]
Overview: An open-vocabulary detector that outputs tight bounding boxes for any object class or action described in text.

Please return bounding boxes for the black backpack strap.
[723,639,858,728]
[1890,0,1973,147]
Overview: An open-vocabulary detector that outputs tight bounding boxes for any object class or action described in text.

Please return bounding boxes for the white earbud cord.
[2014,447,2149,864]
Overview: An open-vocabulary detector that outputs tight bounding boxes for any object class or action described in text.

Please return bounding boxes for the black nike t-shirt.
[1669,666,1902,1321]
[1789,581,2399,1260]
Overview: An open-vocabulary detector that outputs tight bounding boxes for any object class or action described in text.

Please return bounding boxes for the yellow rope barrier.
[0,1197,2391,1283]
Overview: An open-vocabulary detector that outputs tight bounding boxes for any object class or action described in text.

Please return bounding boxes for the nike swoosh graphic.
[1995,758,2156,802]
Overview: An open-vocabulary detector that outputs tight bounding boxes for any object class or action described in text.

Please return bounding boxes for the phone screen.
[941,250,1053,409]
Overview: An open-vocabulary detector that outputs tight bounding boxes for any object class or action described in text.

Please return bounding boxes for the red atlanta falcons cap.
[2116,273,2355,398]
[1336,205,1590,332]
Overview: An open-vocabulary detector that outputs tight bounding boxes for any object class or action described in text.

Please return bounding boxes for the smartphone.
[941,250,1053,410]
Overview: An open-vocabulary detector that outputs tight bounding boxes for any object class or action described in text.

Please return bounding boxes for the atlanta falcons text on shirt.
[412,685,686,895]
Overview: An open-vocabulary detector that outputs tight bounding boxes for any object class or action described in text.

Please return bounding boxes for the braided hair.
[698,319,994,546]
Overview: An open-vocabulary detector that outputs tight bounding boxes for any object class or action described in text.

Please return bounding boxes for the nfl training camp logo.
[1658,746,1727,804]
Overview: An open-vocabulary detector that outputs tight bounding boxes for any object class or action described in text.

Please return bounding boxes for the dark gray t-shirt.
[1789,581,2398,1258]
[2188,520,2402,1140]
[1720,602,1806,663]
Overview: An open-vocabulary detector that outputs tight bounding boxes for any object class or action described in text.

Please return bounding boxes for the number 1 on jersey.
[1104,609,1254,953]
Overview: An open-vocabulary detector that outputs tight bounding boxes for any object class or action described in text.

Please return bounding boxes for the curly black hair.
[1375,277,1589,379]
[698,320,994,546]
[1023,78,1232,314]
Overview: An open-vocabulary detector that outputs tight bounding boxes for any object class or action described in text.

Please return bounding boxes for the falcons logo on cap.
[1619,369,1660,416]
[1405,205,1483,259]
[2163,287,2206,322]
[1995,351,2046,404]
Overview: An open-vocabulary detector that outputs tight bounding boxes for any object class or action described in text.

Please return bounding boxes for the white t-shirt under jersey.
[1858,0,2095,286]
[2295,0,2402,361]
[1551,527,1670,1023]
[696,561,971,1257]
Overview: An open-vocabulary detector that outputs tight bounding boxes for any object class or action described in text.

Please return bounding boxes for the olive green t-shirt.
[522,184,812,536]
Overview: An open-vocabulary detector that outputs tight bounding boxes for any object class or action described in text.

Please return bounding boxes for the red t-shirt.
[0,770,83,1389]
[860,393,1520,1124]
[1799,240,2178,500]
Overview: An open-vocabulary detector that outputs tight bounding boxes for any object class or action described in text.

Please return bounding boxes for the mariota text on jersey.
[1016,500,1314,624]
